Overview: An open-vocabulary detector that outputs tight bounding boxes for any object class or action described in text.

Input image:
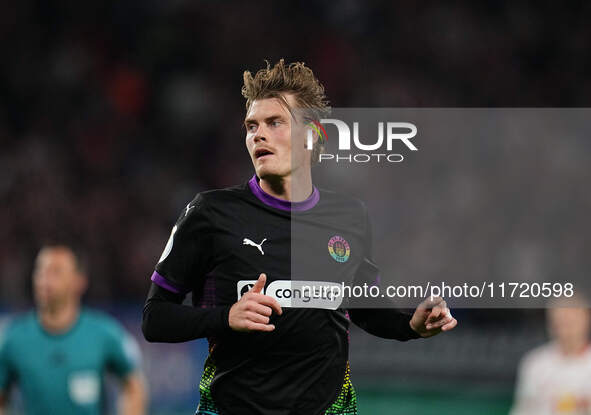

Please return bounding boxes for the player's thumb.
[420,295,442,311]
[250,273,266,294]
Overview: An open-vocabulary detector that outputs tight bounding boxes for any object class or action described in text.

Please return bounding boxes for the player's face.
[548,307,590,345]
[244,94,311,180]
[33,248,85,310]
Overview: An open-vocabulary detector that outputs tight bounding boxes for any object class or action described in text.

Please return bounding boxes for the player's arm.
[0,393,7,415]
[143,193,282,340]
[0,323,12,414]
[143,272,282,340]
[348,307,420,340]
[142,194,234,342]
[348,264,456,339]
[142,283,233,342]
[104,323,147,415]
[350,205,457,339]
[347,258,419,340]
[118,372,146,415]
[349,300,457,340]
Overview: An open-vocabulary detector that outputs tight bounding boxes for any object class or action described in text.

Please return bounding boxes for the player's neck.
[558,338,589,357]
[259,170,313,202]
[37,300,80,335]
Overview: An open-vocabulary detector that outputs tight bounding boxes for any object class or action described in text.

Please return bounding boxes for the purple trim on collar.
[248,175,319,212]
[151,271,187,294]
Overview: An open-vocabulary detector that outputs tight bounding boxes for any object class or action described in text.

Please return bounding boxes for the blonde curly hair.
[242,59,330,163]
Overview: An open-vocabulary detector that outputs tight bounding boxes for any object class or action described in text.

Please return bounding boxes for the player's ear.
[304,123,319,150]
[75,272,89,296]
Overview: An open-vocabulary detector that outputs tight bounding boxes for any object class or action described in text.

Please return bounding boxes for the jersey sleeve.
[142,283,232,342]
[0,319,14,393]
[104,319,141,378]
[348,203,420,341]
[152,193,215,295]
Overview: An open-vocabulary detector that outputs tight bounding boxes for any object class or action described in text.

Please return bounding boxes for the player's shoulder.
[195,182,249,204]
[183,182,248,210]
[519,342,558,369]
[81,308,127,337]
[184,182,251,218]
[81,309,140,365]
[317,187,367,214]
[318,187,366,205]
[0,311,37,347]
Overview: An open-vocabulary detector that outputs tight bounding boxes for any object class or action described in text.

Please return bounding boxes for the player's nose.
[253,123,272,143]
[253,132,267,143]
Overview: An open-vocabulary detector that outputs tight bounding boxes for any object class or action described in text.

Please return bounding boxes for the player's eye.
[271,120,282,127]
[246,124,257,132]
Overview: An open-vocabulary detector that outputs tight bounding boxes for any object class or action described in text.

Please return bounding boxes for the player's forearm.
[142,283,231,342]
[348,308,420,341]
[142,300,231,342]
[0,393,6,415]
[118,374,146,415]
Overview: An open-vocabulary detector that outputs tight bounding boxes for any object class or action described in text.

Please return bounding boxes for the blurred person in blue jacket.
[0,245,147,415]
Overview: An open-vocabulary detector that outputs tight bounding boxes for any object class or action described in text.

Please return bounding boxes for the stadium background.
[1,1,590,414]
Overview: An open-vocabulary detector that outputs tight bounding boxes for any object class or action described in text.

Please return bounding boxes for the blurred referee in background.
[0,245,146,415]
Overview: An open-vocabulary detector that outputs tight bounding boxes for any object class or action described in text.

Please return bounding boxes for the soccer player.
[0,245,146,415]
[511,298,591,415]
[142,59,457,415]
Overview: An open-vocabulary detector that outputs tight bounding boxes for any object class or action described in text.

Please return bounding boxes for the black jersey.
[145,175,419,415]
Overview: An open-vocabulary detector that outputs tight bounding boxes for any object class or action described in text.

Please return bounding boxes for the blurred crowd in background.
[1,0,591,307]
[2,1,591,413]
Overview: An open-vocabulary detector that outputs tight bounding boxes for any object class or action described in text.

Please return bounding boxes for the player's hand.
[228,273,282,332]
[409,296,457,338]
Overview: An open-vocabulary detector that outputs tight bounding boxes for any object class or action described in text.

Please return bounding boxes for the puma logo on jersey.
[243,238,267,255]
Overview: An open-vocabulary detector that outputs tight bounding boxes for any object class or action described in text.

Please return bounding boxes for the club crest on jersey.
[328,235,350,263]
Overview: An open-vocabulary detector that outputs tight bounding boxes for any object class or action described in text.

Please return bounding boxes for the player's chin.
[34,290,49,304]
[254,160,281,178]
[35,296,52,310]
